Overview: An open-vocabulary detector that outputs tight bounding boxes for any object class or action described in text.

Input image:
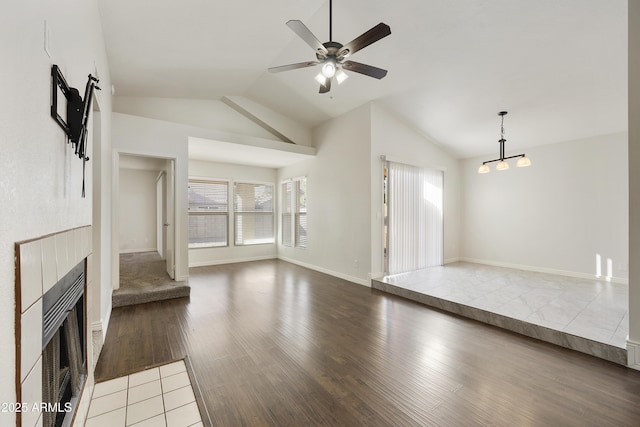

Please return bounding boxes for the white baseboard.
[370,271,385,281]
[90,321,103,333]
[444,257,460,265]
[119,248,157,254]
[90,321,104,370]
[189,255,276,268]
[278,256,370,287]
[459,257,629,285]
[627,339,640,370]
[102,296,112,341]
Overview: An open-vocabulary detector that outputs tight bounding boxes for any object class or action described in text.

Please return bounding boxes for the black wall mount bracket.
[50,64,101,197]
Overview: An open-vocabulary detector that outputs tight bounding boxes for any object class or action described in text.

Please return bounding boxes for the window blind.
[188,180,229,248]
[188,180,228,212]
[234,182,274,245]
[281,181,293,247]
[295,177,307,248]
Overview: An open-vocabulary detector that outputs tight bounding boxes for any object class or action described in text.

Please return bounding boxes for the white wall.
[0,0,112,424]
[188,160,278,266]
[112,113,190,281]
[277,104,372,285]
[461,132,628,282]
[91,107,114,349]
[113,96,281,142]
[119,169,158,253]
[370,103,462,276]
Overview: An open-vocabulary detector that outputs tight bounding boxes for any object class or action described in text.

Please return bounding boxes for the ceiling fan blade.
[268,61,320,73]
[319,78,332,93]
[286,20,328,56]
[342,61,388,79]
[338,23,391,58]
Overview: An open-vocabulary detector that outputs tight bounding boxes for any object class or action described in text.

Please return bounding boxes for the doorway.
[112,155,188,307]
[117,154,174,274]
[383,160,444,275]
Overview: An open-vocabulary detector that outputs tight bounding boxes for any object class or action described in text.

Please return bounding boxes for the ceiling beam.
[222,96,297,144]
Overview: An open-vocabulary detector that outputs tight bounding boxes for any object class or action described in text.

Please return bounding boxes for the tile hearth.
[85,360,205,427]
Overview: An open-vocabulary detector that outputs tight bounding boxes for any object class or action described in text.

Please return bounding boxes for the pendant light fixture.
[478,111,531,174]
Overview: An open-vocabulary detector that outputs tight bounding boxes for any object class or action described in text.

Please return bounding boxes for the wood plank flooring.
[94,260,640,426]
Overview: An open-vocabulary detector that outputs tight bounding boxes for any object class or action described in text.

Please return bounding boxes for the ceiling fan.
[268,0,391,93]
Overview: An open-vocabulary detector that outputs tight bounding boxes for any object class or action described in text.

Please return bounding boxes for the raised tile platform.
[372,262,628,365]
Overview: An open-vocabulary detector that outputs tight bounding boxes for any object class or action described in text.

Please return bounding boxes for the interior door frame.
[156,171,165,259]
[165,160,175,279]
[112,153,177,287]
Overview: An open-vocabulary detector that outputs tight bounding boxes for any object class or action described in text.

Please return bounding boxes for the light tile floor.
[380,262,628,348]
[85,360,204,427]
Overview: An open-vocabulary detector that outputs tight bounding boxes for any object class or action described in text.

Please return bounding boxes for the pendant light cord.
[499,112,506,160]
[329,0,333,41]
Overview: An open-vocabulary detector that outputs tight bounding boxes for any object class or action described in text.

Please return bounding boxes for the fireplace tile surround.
[15,226,93,427]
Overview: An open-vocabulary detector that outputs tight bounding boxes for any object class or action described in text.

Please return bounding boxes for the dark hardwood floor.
[95,259,640,426]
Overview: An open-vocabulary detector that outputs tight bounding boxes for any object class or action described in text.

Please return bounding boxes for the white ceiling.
[98,0,628,159]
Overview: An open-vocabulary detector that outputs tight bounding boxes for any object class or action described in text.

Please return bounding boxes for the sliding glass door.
[385,161,443,275]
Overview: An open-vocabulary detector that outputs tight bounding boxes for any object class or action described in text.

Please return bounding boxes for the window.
[234,182,274,245]
[281,181,293,247]
[295,177,307,248]
[188,179,228,248]
[282,177,307,248]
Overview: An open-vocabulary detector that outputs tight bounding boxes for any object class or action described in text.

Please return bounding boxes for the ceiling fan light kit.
[478,111,531,174]
[321,59,337,78]
[268,0,391,93]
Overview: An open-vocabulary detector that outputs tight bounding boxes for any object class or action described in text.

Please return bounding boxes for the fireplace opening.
[42,261,86,427]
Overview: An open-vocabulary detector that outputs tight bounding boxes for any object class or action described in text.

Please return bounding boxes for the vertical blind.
[234,182,274,245]
[387,161,443,274]
[188,180,228,248]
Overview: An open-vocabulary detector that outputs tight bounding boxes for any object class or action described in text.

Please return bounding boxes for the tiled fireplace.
[15,226,92,427]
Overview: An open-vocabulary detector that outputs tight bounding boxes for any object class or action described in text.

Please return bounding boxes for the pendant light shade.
[478,111,531,174]
[496,161,509,171]
[478,164,490,174]
[516,155,531,167]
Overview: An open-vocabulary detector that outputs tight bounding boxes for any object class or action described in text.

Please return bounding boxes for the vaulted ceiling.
[98,0,627,159]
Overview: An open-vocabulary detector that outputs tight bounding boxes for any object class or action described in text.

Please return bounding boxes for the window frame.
[281,180,293,247]
[187,177,230,249]
[233,180,275,246]
[294,177,307,248]
[281,176,307,248]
